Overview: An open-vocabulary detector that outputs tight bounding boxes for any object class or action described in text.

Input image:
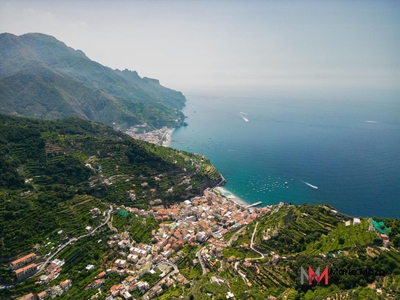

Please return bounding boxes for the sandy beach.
[214,186,250,208]
[162,128,176,147]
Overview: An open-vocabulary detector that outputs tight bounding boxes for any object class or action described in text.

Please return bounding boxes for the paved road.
[226,226,247,247]
[38,205,113,272]
[250,222,264,259]
[234,261,248,284]
[155,260,179,273]
[143,260,179,299]
[196,246,207,275]
[247,205,282,261]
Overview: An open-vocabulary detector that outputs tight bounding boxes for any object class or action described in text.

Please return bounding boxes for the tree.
[287,290,299,300]
[393,235,400,247]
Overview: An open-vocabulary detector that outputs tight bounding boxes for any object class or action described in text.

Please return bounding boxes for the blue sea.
[170,92,400,218]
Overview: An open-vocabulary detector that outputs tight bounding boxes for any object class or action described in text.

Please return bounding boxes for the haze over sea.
[170,90,400,218]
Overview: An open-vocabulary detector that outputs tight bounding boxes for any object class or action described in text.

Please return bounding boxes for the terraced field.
[56,195,106,236]
[304,219,377,255]
[0,114,222,257]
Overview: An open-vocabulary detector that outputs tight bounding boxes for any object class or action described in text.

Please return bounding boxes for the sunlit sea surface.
[170,93,400,218]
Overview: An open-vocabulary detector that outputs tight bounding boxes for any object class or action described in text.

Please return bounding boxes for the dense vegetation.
[0,32,186,130]
[2,113,400,299]
[0,114,222,259]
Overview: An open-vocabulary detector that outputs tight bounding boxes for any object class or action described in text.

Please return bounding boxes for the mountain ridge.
[0,32,186,130]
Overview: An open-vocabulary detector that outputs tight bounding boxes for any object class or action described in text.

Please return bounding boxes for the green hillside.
[0,32,186,130]
[1,109,399,300]
[0,114,222,257]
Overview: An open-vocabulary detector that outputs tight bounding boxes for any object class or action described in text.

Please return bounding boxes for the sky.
[1,0,399,97]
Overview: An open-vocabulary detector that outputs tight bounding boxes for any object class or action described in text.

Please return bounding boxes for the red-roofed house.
[38,291,47,300]
[11,253,36,270]
[60,279,72,291]
[15,263,37,281]
[92,279,105,289]
[110,284,123,297]
[18,293,35,300]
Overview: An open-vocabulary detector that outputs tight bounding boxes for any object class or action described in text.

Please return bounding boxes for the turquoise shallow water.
[170,94,400,218]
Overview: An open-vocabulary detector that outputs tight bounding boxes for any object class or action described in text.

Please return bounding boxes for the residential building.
[11,253,36,270]
[273,254,280,265]
[18,293,35,300]
[115,259,127,269]
[60,279,72,291]
[121,290,133,300]
[15,263,37,281]
[127,254,138,263]
[110,284,123,297]
[92,279,105,289]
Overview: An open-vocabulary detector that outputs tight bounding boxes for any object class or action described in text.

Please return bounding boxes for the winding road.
[234,261,248,284]
[38,205,113,272]
[250,222,264,259]
[143,260,179,299]
[226,226,247,247]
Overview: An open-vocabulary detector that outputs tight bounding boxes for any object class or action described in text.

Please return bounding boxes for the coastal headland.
[125,125,254,209]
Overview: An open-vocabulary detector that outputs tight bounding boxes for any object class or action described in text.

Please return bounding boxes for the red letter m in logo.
[300,266,329,285]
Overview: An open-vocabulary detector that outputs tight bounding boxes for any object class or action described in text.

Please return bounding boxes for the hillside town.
[125,125,174,146]
[98,188,269,299]
[12,184,397,300]
[13,188,270,300]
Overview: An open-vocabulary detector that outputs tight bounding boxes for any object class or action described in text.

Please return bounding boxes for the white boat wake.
[301,180,318,189]
[239,112,249,122]
[365,120,379,123]
[240,112,249,115]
